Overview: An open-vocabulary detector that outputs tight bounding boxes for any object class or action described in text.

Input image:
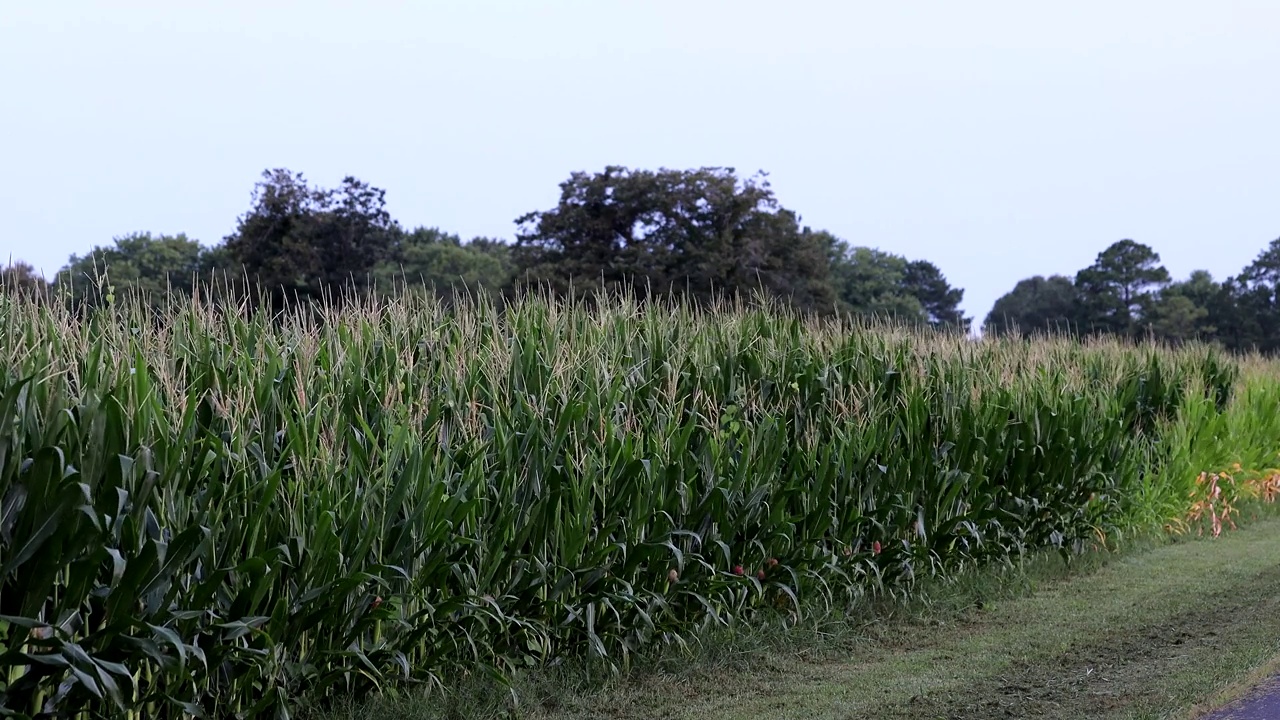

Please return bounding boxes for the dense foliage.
[511,167,838,310]
[6,166,970,329]
[2,289,1275,718]
[984,237,1280,353]
[9,166,1280,351]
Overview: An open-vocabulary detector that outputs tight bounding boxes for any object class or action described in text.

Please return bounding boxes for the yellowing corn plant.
[1183,463,1280,537]
[0,289,1271,718]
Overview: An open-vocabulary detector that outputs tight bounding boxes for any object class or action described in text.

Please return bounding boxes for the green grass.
[329,509,1280,720]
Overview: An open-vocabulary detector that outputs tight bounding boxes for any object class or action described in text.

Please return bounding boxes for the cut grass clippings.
[326,509,1280,720]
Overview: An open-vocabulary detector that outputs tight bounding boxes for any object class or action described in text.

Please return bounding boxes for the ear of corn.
[0,289,1274,718]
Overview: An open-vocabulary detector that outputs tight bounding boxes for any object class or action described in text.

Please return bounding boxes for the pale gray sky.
[2,1,1277,321]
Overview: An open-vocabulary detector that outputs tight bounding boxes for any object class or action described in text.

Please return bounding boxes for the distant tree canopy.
[986,237,1280,354]
[822,240,968,330]
[372,227,512,300]
[827,245,923,320]
[507,165,968,323]
[511,166,837,310]
[223,169,400,305]
[53,232,210,306]
[1073,239,1171,336]
[1,261,48,295]
[984,275,1079,337]
[1146,270,1217,344]
[903,259,968,329]
[25,165,1280,353]
[1223,238,1280,352]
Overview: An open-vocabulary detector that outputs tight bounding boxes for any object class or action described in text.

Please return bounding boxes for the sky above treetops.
[2,0,1277,320]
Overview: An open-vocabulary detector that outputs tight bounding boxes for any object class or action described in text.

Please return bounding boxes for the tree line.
[0,167,970,329]
[985,237,1280,353]
[2,166,1278,352]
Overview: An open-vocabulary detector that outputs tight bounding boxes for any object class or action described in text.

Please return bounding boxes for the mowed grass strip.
[379,515,1280,720]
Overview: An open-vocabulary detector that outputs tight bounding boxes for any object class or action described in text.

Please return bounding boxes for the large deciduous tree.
[983,275,1080,337]
[511,166,836,310]
[223,169,398,304]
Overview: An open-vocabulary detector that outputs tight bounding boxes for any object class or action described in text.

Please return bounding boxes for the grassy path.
[524,518,1280,720]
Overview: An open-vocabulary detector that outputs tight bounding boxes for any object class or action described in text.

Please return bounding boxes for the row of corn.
[0,290,1258,718]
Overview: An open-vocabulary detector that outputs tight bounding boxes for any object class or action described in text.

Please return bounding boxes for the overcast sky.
[2,1,1277,321]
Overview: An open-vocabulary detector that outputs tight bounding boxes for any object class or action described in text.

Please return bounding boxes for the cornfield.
[0,289,1273,718]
